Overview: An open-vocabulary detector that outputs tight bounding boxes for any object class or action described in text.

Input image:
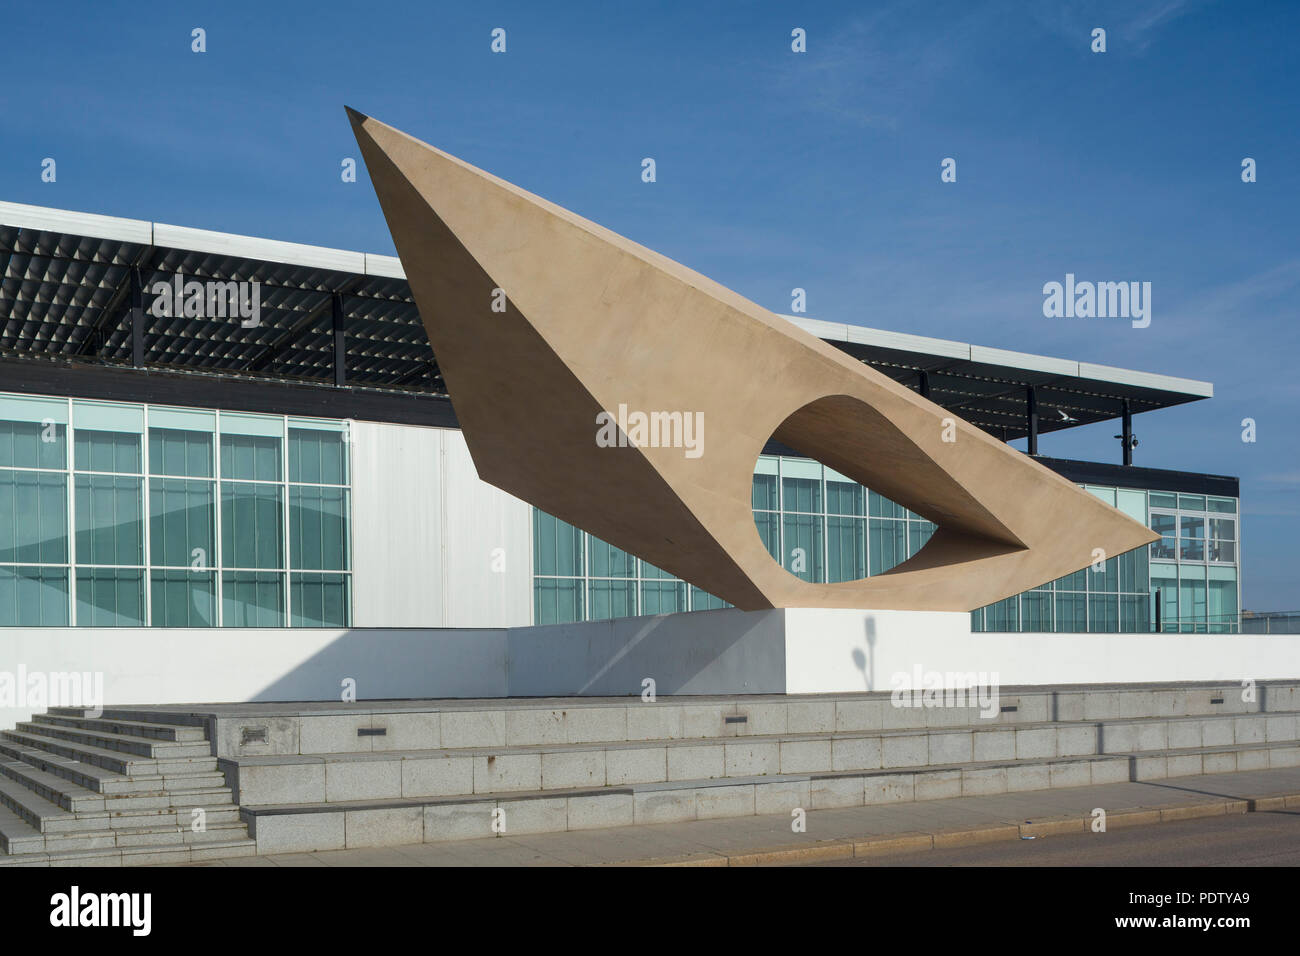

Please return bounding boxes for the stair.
[215,682,1300,854]
[6,682,1298,861]
[0,714,255,866]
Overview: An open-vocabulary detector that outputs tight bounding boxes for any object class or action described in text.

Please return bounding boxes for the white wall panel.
[439,429,534,627]
[350,421,531,628]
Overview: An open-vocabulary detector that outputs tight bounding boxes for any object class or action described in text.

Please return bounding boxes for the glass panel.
[149,428,213,478]
[907,519,935,558]
[0,469,68,563]
[1055,568,1087,591]
[222,571,284,626]
[1021,591,1053,631]
[1054,591,1086,631]
[782,512,823,581]
[1119,545,1149,594]
[533,512,583,576]
[753,510,781,562]
[970,609,984,632]
[1178,494,1207,512]
[824,469,864,516]
[221,482,284,569]
[1207,566,1237,634]
[220,434,282,482]
[780,458,821,514]
[1090,555,1119,593]
[1120,593,1150,632]
[74,475,143,565]
[150,570,216,627]
[149,479,215,568]
[0,419,66,470]
[289,486,349,571]
[689,586,727,611]
[74,430,142,474]
[1149,492,1178,509]
[869,518,907,573]
[1207,496,1237,514]
[289,428,348,485]
[0,566,69,626]
[869,490,904,519]
[1149,512,1177,560]
[827,516,866,583]
[290,572,350,627]
[640,579,686,614]
[1179,565,1207,633]
[1088,593,1119,632]
[1208,518,1236,563]
[75,568,145,626]
[534,577,583,625]
[1116,488,1146,524]
[639,561,675,580]
[1085,485,1117,507]
[588,538,635,578]
[589,578,637,620]
[751,472,779,512]
[984,596,1019,631]
[1150,564,1179,632]
[1179,515,1206,561]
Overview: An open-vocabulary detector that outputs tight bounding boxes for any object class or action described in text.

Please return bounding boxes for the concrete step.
[0,808,249,855]
[0,729,218,776]
[0,740,229,797]
[0,769,238,833]
[15,721,212,759]
[0,836,258,867]
[223,712,1300,804]
[34,713,207,743]
[0,755,232,814]
[172,683,1300,759]
[47,706,209,729]
[240,740,1300,853]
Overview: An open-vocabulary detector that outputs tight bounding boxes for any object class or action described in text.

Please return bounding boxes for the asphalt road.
[809,810,1300,866]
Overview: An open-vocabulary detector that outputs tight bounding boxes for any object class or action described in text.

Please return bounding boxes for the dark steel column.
[129,267,144,367]
[1122,399,1133,466]
[332,293,346,386]
[918,370,930,399]
[1026,385,1038,456]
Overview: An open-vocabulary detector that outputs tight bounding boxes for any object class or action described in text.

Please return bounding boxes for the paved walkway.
[190,766,1300,867]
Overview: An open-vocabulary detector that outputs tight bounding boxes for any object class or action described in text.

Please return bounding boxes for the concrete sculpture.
[347,108,1157,612]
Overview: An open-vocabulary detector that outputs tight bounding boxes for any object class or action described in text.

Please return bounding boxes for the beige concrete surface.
[346,108,1156,612]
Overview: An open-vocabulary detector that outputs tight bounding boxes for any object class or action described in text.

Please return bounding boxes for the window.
[0,396,351,627]
[1150,512,1177,560]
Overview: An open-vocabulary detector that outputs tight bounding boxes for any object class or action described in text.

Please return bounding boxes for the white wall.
[6,610,1298,731]
[782,608,1300,693]
[349,421,532,628]
[0,626,509,731]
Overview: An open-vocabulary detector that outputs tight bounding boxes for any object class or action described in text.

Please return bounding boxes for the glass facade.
[0,393,351,627]
[534,455,1241,633]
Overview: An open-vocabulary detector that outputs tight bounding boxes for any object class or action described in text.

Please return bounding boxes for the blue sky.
[2,0,1296,608]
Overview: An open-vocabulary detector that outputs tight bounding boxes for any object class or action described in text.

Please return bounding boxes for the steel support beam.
[918,369,930,399]
[1121,399,1133,466]
[129,267,145,367]
[332,293,346,386]
[1026,385,1039,455]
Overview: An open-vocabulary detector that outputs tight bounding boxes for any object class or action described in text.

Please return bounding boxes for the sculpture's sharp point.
[344,105,371,132]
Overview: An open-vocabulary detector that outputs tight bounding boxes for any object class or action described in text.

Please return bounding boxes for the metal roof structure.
[0,200,1212,442]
